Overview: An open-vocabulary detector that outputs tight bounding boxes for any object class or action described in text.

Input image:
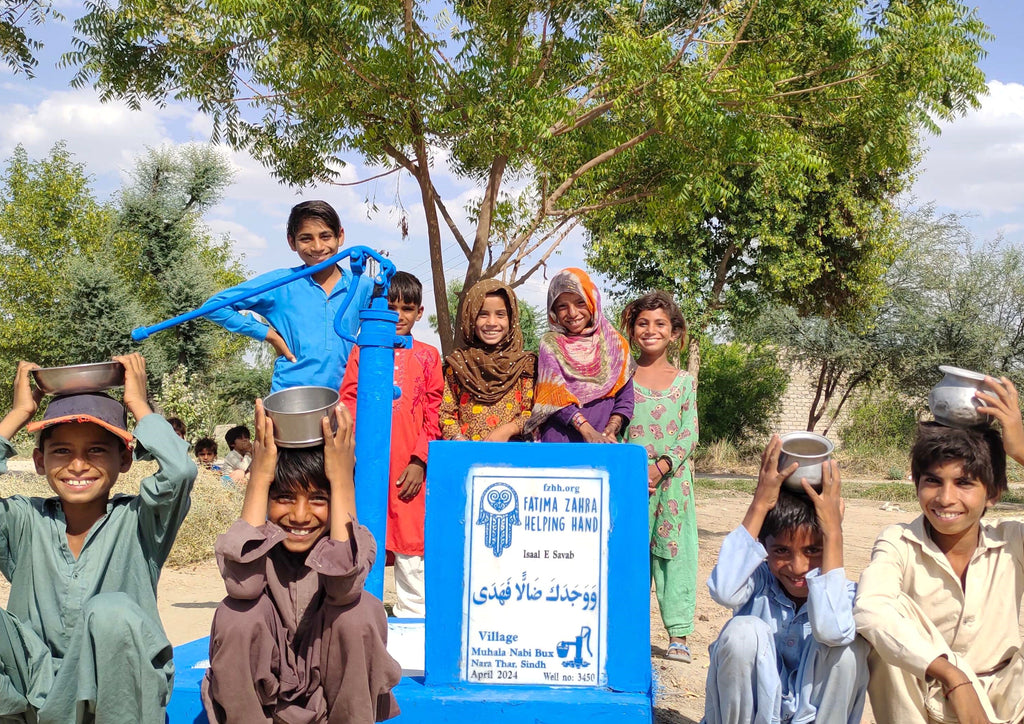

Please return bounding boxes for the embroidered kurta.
[340,340,443,555]
[439,366,534,441]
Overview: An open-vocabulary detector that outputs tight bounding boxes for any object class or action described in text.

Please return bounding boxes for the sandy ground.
[0,481,1015,723]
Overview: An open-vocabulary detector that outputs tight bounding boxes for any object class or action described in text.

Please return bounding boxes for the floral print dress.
[626,369,699,636]
[439,366,534,441]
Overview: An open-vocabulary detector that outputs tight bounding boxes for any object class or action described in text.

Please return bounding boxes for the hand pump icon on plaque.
[556,626,592,669]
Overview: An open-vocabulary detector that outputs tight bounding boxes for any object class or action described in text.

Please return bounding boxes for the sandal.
[665,642,692,663]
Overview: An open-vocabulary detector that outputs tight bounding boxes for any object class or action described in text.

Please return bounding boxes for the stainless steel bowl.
[262,386,340,448]
[778,431,834,492]
[928,365,992,428]
[32,361,126,395]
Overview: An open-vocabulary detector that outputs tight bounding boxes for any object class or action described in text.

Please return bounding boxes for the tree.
[739,208,1024,434]
[0,143,249,404]
[1,1,60,76]
[108,144,246,378]
[0,143,114,368]
[65,0,988,353]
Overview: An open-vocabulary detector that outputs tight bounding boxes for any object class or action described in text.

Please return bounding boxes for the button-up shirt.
[205,264,375,392]
[854,516,1024,720]
[0,415,196,660]
[709,526,857,684]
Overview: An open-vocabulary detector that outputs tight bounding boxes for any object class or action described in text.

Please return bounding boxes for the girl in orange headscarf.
[527,268,634,443]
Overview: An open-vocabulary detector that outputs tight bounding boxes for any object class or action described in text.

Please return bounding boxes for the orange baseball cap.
[27,392,134,445]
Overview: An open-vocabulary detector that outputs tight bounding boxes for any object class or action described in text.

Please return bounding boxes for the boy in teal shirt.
[0,354,197,723]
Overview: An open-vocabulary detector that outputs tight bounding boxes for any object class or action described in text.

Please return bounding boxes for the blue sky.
[1,2,1021,348]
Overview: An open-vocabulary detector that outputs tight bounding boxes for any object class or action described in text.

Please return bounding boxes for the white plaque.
[462,466,609,686]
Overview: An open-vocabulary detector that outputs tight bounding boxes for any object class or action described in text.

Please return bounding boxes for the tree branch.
[706,0,759,84]
[433,193,472,258]
[544,127,659,212]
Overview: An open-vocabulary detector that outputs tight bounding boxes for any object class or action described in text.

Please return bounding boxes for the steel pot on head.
[777,431,834,493]
[928,365,992,429]
[32,361,126,395]
[262,386,340,448]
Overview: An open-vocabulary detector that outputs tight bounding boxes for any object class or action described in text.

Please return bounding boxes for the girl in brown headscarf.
[439,279,537,441]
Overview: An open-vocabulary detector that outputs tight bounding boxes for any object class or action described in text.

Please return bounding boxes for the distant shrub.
[697,342,788,444]
[841,394,918,453]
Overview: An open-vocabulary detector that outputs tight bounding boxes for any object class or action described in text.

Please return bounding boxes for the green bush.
[697,342,788,444]
[841,394,918,453]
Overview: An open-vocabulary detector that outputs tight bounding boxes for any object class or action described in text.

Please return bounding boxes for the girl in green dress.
[621,291,699,663]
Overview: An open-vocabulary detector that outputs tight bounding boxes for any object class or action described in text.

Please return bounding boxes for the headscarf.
[444,279,537,405]
[527,268,633,430]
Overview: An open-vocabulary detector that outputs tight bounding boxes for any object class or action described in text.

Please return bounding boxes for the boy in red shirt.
[340,271,442,617]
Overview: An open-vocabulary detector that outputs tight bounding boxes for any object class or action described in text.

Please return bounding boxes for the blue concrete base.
[389,677,652,723]
[167,637,652,724]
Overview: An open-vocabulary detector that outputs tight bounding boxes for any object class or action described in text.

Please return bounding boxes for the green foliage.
[62,0,990,354]
[0,143,114,374]
[0,143,248,411]
[0,1,61,76]
[110,144,244,379]
[697,342,789,444]
[841,395,919,455]
[153,366,219,438]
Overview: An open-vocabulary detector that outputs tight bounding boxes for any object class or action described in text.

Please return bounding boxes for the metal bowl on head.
[777,431,834,493]
[928,365,992,428]
[32,361,125,395]
[262,386,340,449]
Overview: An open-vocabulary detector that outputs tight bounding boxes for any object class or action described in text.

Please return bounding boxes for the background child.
[439,279,536,442]
[854,393,1024,724]
[223,424,252,483]
[621,291,698,663]
[340,271,443,618]
[528,267,633,442]
[0,354,196,723]
[167,417,187,439]
[704,436,867,724]
[194,437,218,468]
[202,401,401,723]
[204,200,375,392]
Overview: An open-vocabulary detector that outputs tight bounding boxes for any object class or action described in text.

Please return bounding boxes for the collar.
[294,263,351,295]
[902,514,1007,565]
[761,562,812,614]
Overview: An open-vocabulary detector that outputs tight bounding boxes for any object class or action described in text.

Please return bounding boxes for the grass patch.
[0,461,242,567]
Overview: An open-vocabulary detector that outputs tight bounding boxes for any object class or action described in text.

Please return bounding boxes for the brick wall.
[769,361,863,444]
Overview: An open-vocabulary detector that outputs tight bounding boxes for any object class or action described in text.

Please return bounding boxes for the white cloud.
[914,80,1024,215]
[0,88,189,178]
[206,218,270,255]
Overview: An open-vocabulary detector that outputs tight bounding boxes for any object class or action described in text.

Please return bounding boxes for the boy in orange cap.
[0,353,197,723]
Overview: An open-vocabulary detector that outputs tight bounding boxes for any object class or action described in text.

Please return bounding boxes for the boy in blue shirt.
[703,435,868,724]
[0,354,197,723]
[204,200,375,391]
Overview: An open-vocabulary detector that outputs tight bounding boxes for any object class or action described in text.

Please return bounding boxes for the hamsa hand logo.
[476,482,520,557]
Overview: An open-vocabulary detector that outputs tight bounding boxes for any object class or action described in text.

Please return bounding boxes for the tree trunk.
[687,336,701,387]
[463,156,507,292]
[412,146,453,354]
